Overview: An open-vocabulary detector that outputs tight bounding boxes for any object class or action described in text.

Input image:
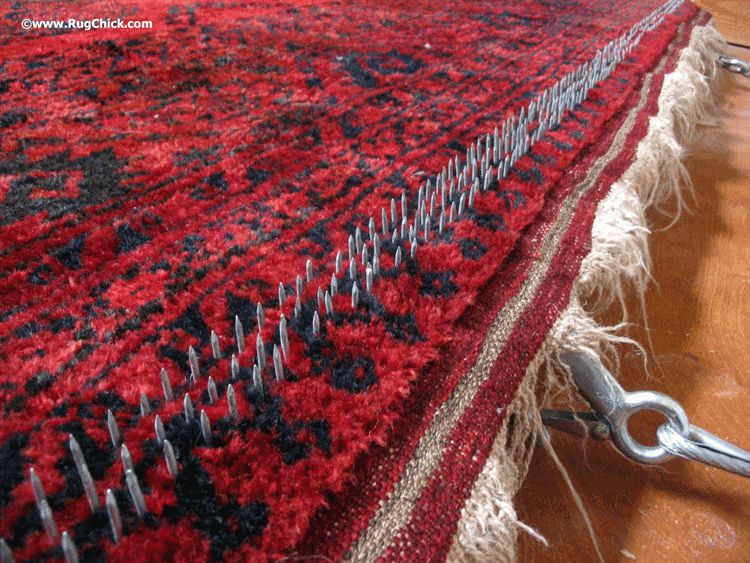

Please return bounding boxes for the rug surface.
[0,1,705,560]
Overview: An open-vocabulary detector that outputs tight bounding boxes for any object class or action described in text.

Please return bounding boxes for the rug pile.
[0,0,717,560]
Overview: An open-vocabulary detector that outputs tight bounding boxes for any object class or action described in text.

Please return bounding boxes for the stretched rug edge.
[449,20,726,563]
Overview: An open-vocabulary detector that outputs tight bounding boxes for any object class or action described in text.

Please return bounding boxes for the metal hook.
[542,350,750,478]
[718,55,750,76]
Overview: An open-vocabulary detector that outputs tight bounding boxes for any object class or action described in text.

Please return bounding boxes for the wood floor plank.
[694,1,750,46]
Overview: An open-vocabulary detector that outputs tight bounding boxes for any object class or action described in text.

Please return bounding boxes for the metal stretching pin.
[279,314,290,359]
[188,346,200,381]
[38,498,58,542]
[183,393,194,421]
[210,330,222,360]
[348,235,356,261]
[106,410,120,447]
[317,286,324,310]
[231,354,240,379]
[324,290,334,315]
[161,368,173,401]
[155,415,166,446]
[273,345,284,382]
[121,444,133,473]
[207,377,218,404]
[252,364,263,392]
[105,489,122,544]
[200,411,212,445]
[61,531,79,563]
[256,334,266,370]
[351,282,359,309]
[68,435,99,512]
[236,315,246,352]
[125,469,147,517]
[335,251,343,275]
[227,384,238,420]
[163,439,178,478]
[312,311,321,336]
[1,539,13,563]
[306,259,314,282]
[330,273,338,297]
[29,467,46,509]
[542,350,750,478]
[139,393,150,416]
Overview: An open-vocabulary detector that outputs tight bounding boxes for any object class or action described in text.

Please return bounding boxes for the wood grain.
[694,1,750,46]
[515,46,750,562]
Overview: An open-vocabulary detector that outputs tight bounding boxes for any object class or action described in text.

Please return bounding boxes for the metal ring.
[612,390,690,464]
[718,56,750,76]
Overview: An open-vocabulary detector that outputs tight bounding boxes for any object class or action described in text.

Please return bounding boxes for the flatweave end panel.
[0,1,722,561]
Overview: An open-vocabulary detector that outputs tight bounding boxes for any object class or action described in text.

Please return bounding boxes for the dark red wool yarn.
[0,0,703,560]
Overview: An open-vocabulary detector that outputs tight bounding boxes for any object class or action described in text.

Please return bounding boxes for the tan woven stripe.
[347,52,663,561]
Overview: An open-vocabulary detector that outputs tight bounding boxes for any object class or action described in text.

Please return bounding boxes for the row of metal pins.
[2,530,79,563]
[130,294,259,480]
[36,438,143,551]
[189,0,634,405]
[25,6,682,559]
[363,0,680,299]
[140,347,243,471]
[1,484,84,562]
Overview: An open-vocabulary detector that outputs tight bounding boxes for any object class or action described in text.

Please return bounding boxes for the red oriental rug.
[0,1,721,561]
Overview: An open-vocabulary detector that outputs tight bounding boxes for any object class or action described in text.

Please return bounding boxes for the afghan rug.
[0,0,721,560]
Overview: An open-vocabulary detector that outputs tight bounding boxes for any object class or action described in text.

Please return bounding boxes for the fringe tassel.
[448,22,726,562]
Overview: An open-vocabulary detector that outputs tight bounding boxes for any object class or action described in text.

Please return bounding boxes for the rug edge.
[447,20,727,562]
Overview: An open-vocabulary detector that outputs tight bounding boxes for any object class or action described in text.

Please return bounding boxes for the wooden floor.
[515,44,750,562]
[694,1,750,47]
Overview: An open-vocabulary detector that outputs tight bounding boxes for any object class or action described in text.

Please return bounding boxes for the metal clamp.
[718,55,750,76]
[540,350,750,478]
